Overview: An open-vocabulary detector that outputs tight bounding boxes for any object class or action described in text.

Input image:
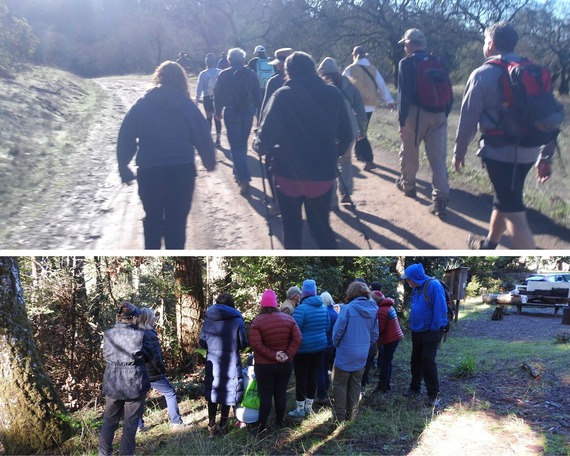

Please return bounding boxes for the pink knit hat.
[260,289,278,308]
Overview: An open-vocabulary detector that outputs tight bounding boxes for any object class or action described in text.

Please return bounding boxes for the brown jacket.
[249,311,302,364]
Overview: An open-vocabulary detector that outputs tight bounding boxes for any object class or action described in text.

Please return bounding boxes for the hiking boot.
[429,199,448,219]
[314,397,330,406]
[218,422,229,436]
[341,194,351,204]
[467,233,484,250]
[396,179,416,198]
[425,396,441,407]
[207,424,218,438]
[403,389,421,398]
[364,161,377,171]
[239,182,250,195]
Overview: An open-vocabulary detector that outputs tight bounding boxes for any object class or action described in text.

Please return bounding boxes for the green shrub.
[451,353,478,378]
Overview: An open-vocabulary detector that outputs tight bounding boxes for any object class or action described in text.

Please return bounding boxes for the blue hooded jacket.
[332,297,379,371]
[293,295,330,354]
[404,263,448,332]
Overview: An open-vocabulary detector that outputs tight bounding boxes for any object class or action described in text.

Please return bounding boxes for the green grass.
[55,300,569,456]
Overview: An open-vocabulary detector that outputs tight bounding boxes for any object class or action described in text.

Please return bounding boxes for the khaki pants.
[399,106,449,201]
[332,365,363,421]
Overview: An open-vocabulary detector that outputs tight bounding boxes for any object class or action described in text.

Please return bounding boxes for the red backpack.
[414,53,453,113]
[484,58,564,147]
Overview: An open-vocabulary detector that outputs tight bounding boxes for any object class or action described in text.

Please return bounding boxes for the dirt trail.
[83,75,570,251]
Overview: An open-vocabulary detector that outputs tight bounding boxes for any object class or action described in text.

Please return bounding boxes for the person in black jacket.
[137,308,185,431]
[99,302,158,456]
[214,48,262,195]
[254,52,353,249]
[117,60,216,250]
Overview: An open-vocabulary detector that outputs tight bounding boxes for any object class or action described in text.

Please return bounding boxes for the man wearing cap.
[248,45,275,113]
[99,302,158,456]
[258,47,294,215]
[397,28,452,219]
[401,263,448,407]
[343,45,395,171]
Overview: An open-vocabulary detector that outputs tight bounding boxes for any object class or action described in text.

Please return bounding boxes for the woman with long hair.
[117,60,216,249]
[137,308,185,430]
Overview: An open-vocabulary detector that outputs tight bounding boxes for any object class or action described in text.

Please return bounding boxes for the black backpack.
[414,53,453,113]
[484,58,565,147]
[232,67,252,114]
[423,277,455,337]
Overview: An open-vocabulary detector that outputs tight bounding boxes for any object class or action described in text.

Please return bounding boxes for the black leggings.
[293,351,324,401]
[255,362,293,427]
[207,401,230,427]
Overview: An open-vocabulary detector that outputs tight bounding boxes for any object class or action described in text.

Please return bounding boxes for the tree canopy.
[3,0,570,93]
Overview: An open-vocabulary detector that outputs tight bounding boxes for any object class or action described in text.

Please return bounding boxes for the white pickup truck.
[511,273,570,313]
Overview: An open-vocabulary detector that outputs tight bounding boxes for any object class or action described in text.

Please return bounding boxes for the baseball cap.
[254,45,265,53]
[398,28,427,44]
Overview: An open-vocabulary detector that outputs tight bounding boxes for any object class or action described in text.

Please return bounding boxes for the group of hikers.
[98,262,449,454]
[117,22,562,250]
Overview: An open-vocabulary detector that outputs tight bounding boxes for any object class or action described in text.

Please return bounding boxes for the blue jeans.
[377,340,400,391]
[224,107,254,184]
[139,376,182,428]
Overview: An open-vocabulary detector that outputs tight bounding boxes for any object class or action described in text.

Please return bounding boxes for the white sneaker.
[288,408,306,417]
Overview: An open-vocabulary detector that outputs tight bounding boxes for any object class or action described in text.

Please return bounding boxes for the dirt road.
[84,75,570,251]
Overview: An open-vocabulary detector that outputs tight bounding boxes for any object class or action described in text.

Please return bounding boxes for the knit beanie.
[286,286,301,300]
[260,289,278,308]
[318,57,340,75]
[301,279,317,298]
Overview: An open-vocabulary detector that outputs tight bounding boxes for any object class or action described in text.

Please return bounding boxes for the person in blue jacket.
[401,263,448,406]
[199,293,248,437]
[117,60,216,250]
[331,281,379,422]
[289,279,330,417]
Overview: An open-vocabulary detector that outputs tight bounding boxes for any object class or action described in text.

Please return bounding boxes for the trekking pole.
[259,154,275,249]
[336,165,372,249]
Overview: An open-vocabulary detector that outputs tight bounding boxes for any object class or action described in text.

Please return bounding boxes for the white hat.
[254,45,265,53]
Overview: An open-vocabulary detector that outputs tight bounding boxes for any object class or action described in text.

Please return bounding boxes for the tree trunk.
[174,257,206,358]
[0,257,72,454]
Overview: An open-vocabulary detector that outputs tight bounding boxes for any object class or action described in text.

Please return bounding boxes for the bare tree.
[0,257,72,454]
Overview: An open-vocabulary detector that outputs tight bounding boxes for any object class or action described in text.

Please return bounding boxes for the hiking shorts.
[483,158,533,213]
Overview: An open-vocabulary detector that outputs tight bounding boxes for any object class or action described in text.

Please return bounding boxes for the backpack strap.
[359,64,378,89]
[423,277,436,305]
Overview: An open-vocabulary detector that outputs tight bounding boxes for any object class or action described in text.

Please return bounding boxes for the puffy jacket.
[333,297,379,372]
[404,263,448,332]
[326,304,339,348]
[199,304,248,405]
[117,85,216,180]
[377,303,404,346]
[249,311,302,364]
[143,328,168,382]
[255,74,353,181]
[102,322,155,400]
[293,295,330,354]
